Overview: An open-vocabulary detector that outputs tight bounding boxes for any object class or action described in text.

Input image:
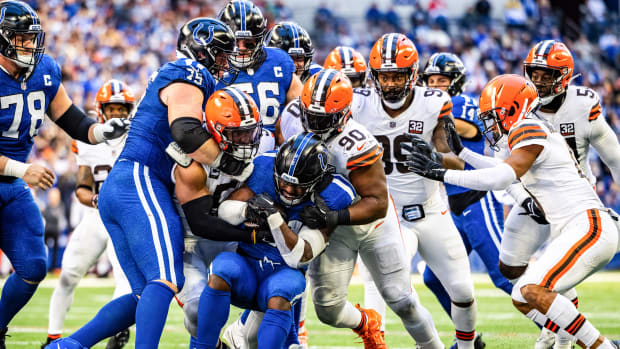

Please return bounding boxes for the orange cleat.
[353,304,388,349]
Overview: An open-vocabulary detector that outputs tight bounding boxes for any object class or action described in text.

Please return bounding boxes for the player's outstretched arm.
[0,155,55,190]
[432,116,465,170]
[590,116,620,183]
[48,84,129,144]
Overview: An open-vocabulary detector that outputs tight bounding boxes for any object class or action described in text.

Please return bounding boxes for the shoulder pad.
[507,120,548,150]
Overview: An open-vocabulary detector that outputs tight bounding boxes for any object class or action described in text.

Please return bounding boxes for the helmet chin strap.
[382,95,408,109]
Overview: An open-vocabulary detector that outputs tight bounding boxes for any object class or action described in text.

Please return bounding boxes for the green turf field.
[4,272,620,348]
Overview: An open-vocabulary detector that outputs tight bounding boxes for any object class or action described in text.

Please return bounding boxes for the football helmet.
[369,33,418,109]
[478,74,539,149]
[421,52,466,96]
[266,21,314,79]
[177,17,238,84]
[218,0,267,69]
[94,79,136,122]
[323,46,368,88]
[205,86,262,161]
[274,132,330,206]
[300,69,353,140]
[0,0,45,69]
[523,40,574,105]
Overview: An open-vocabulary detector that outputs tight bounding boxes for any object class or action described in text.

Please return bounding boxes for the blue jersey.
[218,47,295,132]
[120,58,216,187]
[0,54,61,162]
[445,94,485,196]
[240,151,355,264]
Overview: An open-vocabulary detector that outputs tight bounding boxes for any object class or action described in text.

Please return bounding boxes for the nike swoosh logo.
[463,210,471,216]
[441,209,448,215]
[357,142,366,151]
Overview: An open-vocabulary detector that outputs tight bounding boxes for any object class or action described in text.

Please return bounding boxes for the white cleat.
[221,318,249,349]
[553,336,573,349]
[535,328,556,349]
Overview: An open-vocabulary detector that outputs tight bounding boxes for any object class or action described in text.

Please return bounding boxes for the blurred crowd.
[15,0,620,271]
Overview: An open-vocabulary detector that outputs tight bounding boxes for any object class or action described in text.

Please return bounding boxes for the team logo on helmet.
[193,23,214,46]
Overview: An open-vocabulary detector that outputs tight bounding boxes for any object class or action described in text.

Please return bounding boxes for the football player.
[281,69,443,349]
[172,86,275,347]
[217,0,303,137]
[499,40,620,349]
[266,21,322,84]
[406,74,620,349]
[420,52,512,346]
[323,46,369,88]
[46,18,250,349]
[0,1,129,345]
[43,80,135,349]
[350,34,478,349]
[195,133,354,349]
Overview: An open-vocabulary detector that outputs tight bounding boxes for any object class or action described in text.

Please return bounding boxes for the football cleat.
[610,340,620,348]
[106,328,130,349]
[353,304,388,349]
[221,317,249,349]
[41,335,60,349]
[0,327,7,349]
[44,337,87,349]
[534,328,556,349]
[449,332,486,349]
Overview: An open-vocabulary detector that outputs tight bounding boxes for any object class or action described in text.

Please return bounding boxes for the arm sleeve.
[444,162,517,191]
[590,116,620,183]
[459,147,503,169]
[183,196,253,243]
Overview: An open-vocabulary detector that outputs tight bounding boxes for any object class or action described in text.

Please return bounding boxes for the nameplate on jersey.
[402,204,425,222]
[165,142,193,168]
[559,123,575,136]
[408,121,424,134]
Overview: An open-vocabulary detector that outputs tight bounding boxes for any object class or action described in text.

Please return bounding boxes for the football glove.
[93,118,130,143]
[300,195,338,230]
[245,193,283,230]
[444,117,464,155]
[401,135,447,181]
[519,197,549,225]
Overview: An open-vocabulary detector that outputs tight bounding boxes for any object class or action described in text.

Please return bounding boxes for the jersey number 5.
[1,92,45,139]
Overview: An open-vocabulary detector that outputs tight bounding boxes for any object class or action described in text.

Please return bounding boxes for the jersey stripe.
[333,175,356,201]
[589,102,601,121]
[539,209,602,289]
[438,100,453,119]
[71,140,78,154]
[507,123,547,149]
[346,145,383,170]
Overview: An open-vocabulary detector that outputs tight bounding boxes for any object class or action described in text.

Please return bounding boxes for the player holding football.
[46,18,250,349]
[406,74,620,349]
[43,80,135,349]
[0,1,129,346]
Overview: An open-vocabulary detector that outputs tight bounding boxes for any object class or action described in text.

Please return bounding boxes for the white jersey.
[74,136,125,195]
[351,86,453,206]
[536,85,620,184]
[279,98,305,142]
[507,118,604,226]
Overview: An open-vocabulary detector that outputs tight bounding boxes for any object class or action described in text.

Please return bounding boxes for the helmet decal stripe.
[291,23,300,48]
[240,1,247,32]
[340,47,352,68]
[288,132,314,177]
[225,87,252,118]
[311,69,337,109]
[537,40,555,57]
[381,34,397,66]
[111,80,119,95]
[0,8,6,24]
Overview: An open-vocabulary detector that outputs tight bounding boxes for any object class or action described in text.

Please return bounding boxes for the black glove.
[519,197,549,225]
[217,152,249,177]
[300,195,338,230]
[443,117,464,155]
[245,193,282,230]
[401,135,447,181]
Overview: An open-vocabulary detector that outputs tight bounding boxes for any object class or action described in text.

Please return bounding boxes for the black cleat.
[474,333,486,349]
[41,336,56,349]
[611,340,620,349]
[0,327,8,349]
[106,328,130,349]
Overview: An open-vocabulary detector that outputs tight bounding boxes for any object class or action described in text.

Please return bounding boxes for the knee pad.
[210,252,244,287]
[19,257,46,283]
[314,302,346,327]
[59,269,82,290]
[183,298,200,337]
[311,282,348,308]
[445,279,474,304]
[386,293,421,320]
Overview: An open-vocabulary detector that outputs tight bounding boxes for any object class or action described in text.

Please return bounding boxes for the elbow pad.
[298,226,326,265]
[170,117,211,154]
[55,104,96,143]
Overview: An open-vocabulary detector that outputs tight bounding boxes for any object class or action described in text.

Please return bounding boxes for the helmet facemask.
[0,27,45,69]
[372,65,417,109]
[230,33,265,69]
[301,100,350,140]
[524,65,569,105]
[218,122,262,161]
[479,108,508,151]
[274,172,321,206]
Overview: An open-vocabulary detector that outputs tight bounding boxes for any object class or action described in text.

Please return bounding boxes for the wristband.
[4,159,31,178]
[337,208,350,225]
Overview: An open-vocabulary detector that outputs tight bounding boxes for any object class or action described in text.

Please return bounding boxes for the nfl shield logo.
[389,121,397,128]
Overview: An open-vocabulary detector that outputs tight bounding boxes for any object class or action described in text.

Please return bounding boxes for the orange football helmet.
[94,79,135,122]
[478,74,539,149]
[205,87,262,161]
[324,46,368,88]
[300,69,353,139]
[523,40,574,104]
[369,33,418,107]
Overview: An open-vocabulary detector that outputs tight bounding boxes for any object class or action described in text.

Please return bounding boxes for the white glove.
[232,162,254,182]
[93,118,130,143]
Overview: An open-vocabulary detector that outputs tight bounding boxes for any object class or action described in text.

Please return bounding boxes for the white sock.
[452,300,477,349]
[545,295,600,348]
